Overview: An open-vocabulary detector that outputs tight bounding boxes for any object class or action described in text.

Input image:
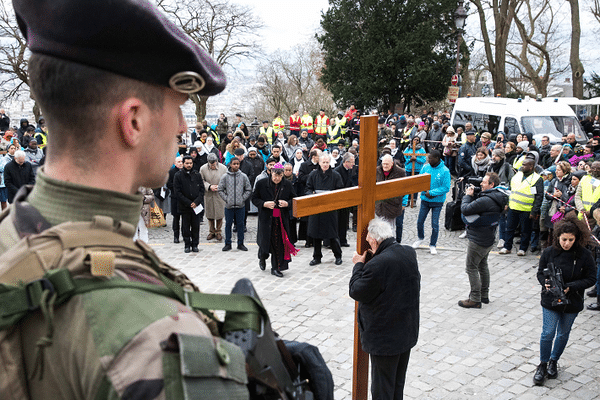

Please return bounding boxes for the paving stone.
[148,203,600,399]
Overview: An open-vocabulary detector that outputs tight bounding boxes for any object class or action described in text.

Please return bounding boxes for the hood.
[20,118,29,127]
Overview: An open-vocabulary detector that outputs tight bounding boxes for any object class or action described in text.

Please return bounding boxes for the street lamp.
[454,0,468,77]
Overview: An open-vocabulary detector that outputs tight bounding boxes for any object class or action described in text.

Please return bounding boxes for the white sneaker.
[459,231,467,239]
[412,239,423,249]
[517,250,526,256]
[498,248,511,254]
[430,246,437,255]
[497,239,505,249]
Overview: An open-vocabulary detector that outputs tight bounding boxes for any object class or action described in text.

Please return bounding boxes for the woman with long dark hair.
[533,215,596,386]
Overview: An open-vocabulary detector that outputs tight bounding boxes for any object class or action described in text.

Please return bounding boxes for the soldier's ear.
[116,98,148,148]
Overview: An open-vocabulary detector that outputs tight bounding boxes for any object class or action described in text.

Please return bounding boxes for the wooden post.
[292,115,430,400]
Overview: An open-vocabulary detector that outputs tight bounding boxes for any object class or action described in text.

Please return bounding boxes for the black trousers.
[172,212,181,239]
[181,212,200,247]
[313,238,342,260]
[370,350,411,400]
[338,208,350,245]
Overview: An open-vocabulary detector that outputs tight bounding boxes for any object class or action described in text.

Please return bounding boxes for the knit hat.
[572,170,587,179]
[234,147,244,156]
[516,141,529,151]
[247,146,257,153]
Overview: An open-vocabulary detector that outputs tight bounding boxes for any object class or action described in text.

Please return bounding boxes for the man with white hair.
[305,152,344,265]
[376,154,407,243]
[4,149,35,203]
[350,217,421,400]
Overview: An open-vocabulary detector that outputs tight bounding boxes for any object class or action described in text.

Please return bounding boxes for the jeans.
[498,213,507,241]
[504,209,533,251]
[465,241,493,302]
[225,207,245,245]
[395,211,405,243]
[416,201,443,247]
[540,308,578,362]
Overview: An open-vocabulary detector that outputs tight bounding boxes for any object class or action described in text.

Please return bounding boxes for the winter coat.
[166,166,181,215]
[218,170,252,209]
[429,127,444,151]
[537,246,596,313]
[200,162,227,219]
[420,161,451,204]
[461,187,509,247]
[403,145,426,174]
[240,156,265,187]
[173,168,205,214]
[458,141,479,177]
[349,238,420,356]
[297,159,319,199]
[544,173,572,228]
[375,164,406,220]
[305,167,344,239]
[0,112,9,132]
[335,163,356,189]
[24,147,44,175]
[252,177,295,255]
[4,159,35,203]
[486,160,514,186]
[138,187,155,226]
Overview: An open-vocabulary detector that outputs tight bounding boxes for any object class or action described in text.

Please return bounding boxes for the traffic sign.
[451,75,459,86]
[447,86,459,103]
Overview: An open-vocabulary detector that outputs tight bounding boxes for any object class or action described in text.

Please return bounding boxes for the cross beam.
[292,115,430,400]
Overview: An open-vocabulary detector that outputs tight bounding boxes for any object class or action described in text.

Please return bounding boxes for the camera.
[543,263,570,307]
[466,177,482,195]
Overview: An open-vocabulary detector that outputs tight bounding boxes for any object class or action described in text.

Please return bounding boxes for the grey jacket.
[218,170,252,208]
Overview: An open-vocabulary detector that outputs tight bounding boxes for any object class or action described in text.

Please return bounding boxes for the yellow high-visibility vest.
[579,175,600,211]
[260,126,275,144]
[315,115,329,135]
[272,117,285,133]
[301,115,313,133]
[509,171,541,212]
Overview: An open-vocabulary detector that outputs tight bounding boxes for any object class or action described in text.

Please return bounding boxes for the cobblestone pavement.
[149,200,600,399]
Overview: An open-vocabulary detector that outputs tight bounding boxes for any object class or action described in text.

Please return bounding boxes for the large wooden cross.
[293,115,430,400]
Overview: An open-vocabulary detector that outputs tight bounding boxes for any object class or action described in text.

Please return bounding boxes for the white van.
[450,96,588,145]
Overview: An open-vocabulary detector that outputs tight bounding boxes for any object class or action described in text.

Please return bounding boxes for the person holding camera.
[458,172,509,308]
[533,216,596,386]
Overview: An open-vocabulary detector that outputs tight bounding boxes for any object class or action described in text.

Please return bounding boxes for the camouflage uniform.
[0,172,248,399]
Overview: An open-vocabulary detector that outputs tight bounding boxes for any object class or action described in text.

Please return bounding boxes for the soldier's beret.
[13,0,226,96]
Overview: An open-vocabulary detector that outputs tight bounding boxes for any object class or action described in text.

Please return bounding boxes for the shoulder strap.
[0,216,266,334]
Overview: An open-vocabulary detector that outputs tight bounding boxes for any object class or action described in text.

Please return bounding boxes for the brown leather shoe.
[216,233,223,241]
[207,233,216,240]
[458,299,482,309]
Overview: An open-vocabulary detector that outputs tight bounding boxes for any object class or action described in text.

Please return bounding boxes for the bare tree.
[505,0,567,97]
[568,0,584,99]
[251,41,335,121]
[156,0,262,122]
[0,2,40,120]
[470,0,520,97]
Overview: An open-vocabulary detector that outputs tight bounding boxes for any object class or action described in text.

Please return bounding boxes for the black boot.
[533,362,547,386]
[547,360,558,379]
[174,236,180,244]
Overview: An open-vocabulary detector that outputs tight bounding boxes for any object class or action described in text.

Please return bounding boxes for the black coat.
[375,164,406,220]
[305,167,344,239]
[241,157,265,187]
[334,163,356,189]
[173,169,205,214]
[167,166,181,215]
[297,160,319,200]
[252,177,295,254]
[461,187,509,247]
[349,238,420,356]
[4,160,35,203]
[537,246,596,313]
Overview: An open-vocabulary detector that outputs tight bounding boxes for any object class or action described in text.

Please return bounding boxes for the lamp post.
[454,1,467,78]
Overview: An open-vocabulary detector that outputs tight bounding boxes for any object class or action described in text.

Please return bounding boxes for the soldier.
[0,0,331,399]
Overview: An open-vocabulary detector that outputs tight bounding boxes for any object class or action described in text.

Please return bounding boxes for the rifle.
[224,279,314,400]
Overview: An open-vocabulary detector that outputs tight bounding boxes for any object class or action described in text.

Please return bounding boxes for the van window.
[504,117,520,135]
[453,111,500,135]
[521,116,586,142]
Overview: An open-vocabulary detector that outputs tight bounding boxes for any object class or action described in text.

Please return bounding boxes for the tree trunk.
[190,94,208,123]
[32,102,41,123]
[569,0,584,99]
